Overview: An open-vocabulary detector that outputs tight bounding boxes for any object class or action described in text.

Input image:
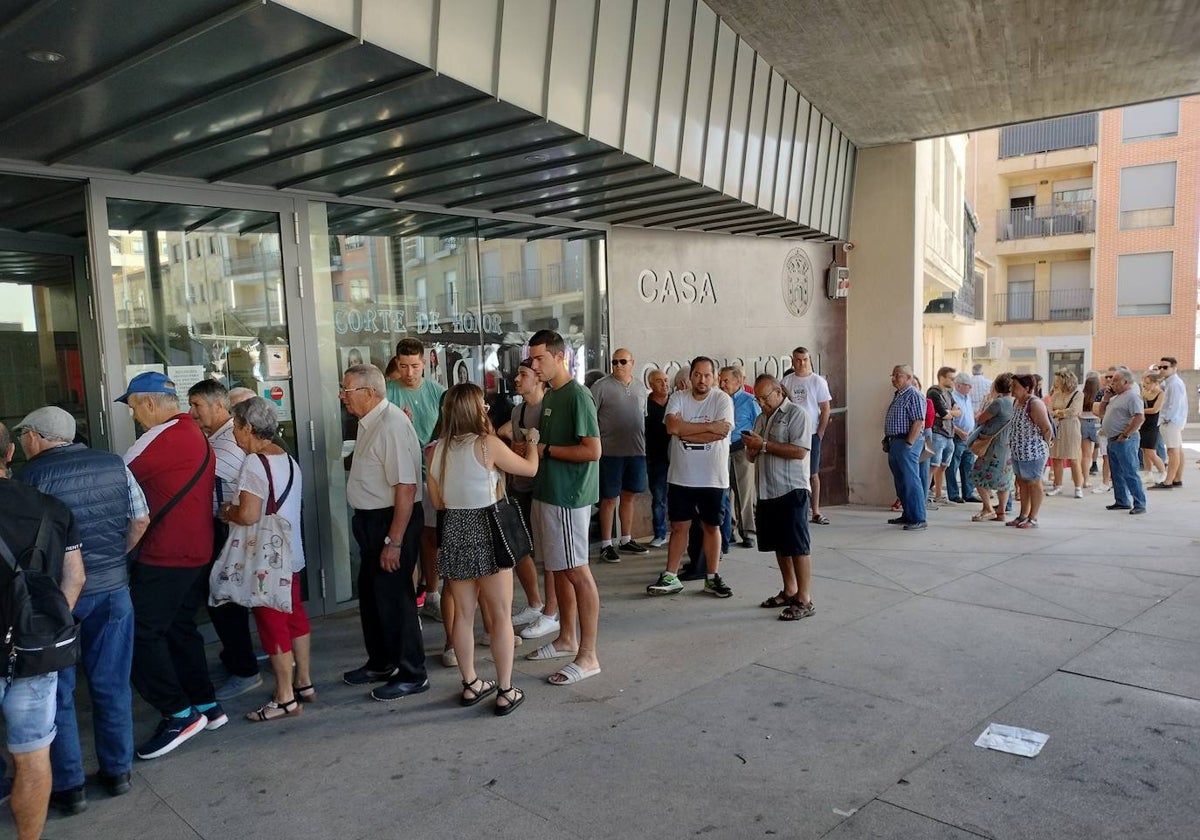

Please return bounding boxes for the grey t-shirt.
[591,375,647,457]
[509,400,543,494]
[1101,389,1145,438]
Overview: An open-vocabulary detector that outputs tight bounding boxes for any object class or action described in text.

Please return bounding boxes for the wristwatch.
[383,536,394,546]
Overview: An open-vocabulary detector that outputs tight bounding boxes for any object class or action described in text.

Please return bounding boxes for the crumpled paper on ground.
[974,723,1049,757]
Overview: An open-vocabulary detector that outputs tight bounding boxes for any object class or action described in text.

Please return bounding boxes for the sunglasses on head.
[612,358,630,365]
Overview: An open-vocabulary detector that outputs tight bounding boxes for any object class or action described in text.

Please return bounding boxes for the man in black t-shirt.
[0,423,85,840]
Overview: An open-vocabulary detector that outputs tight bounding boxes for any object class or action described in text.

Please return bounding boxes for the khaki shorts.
[531,500,590,572]
[1160,422,1183,449]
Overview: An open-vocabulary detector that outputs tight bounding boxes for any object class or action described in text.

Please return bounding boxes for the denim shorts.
[930,434,954,466]
[1,671,58,753]
[1013,457,1048,482]
[1080,417,1099,444]
[598,455,648,498]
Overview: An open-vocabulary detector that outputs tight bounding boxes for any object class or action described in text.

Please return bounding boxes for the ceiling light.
[524,153,548,162]
[26,49,65,63]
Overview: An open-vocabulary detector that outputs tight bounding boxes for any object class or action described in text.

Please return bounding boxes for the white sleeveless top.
[431,435,500,509]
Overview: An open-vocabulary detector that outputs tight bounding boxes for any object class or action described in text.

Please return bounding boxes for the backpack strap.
[0,508,53,572]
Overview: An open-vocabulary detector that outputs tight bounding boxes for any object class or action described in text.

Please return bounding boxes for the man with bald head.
[591,347,650,561]
[883,365,927,530]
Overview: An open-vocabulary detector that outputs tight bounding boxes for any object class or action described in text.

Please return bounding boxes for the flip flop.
[548,662,601,686]
[525,643,575,661]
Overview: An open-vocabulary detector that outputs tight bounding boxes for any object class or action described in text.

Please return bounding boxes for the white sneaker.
[649,536,669,548]
[1092,483,1111,494]
[421,590,442,622]
[511,605,543,626]
[935,495,950,504]
[519,613,560,639]
[1046,486,1062,496]
[1074,488,1084,499]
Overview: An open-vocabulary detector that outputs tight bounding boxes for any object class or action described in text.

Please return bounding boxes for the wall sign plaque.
[782,248,813,318]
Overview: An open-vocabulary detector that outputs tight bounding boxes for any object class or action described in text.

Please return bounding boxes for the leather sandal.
[460,678,498,707]
[759,591,793,608]
[246,697,302,722]
[495,685,525,716]
[293,684,317,703]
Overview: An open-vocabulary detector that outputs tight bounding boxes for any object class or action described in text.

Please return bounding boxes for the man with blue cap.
[116,371,223,760]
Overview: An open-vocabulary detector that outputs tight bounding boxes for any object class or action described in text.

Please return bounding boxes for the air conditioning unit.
[973,338,1003,360]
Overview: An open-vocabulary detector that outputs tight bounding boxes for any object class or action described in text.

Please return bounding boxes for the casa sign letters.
[638,269,717,304]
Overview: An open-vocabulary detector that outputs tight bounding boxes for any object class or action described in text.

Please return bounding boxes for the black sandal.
[759,591,792,608]
[460,677,498,707]
[245,697,302,722]
[293,684,317,703]
[495,685,525,717]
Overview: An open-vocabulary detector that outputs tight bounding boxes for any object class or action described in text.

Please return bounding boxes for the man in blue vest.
[17,406,150,814]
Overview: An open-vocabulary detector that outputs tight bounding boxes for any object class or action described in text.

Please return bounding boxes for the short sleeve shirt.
[1101,389,1145,438]
[752,399,813,500]
[780,372,831,428]
[590,375,647,457]
[509,399,543,494]
[209,417,246,510]
[386,378,446,447]
[238,453,305,572]
[534,380,600,509]
[347,400,423,509]
[666,388,735,488]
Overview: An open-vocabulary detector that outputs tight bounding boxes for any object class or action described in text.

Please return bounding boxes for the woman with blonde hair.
[1047,368,1084,497]
[428,384,539,715]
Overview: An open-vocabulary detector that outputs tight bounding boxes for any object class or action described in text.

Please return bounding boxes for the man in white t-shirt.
[646,356,736,598]
[780,347,832,525]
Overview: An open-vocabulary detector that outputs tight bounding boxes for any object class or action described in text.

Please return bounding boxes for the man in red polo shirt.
[118,372,223,760]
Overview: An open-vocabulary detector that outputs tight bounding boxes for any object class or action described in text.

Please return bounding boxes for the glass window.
[310,203,606,605]
[1119,162,1176,229]
[1122,99,1180,142]
[1117,252,1173,316]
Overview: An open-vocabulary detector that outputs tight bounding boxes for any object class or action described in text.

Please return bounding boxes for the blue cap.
[115,371,177,404]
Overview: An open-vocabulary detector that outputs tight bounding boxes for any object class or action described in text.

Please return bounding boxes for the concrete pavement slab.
[759,596,1111,720]
[879,672,1200,840]
[1062,629,1200,700]
[822,799,985,839]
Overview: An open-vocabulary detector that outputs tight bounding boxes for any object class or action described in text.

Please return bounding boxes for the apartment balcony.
[992,288,1092,324]
[1000,114,1098,158]
[995,200,1095,256]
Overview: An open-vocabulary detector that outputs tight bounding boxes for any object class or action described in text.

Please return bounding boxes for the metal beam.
[185,208,231,233]
[495,173,674,214]
[0,0,264,135]
[601,198,732,226]
[214,97,505,185]
[442,162,645,209]
[564,186,714,222]
[0,183,82,219]
[133,70,433,173]
[707,216,788,234]
[672,208,765,229]
[381,149,617,203]
[48,37,361,164]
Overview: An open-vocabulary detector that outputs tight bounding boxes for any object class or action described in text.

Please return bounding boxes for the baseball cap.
[15,406,76,442]
[953,372,972,385]
[115,371,177,404]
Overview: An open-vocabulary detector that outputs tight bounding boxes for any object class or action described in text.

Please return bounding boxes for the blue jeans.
[888,437,926,523]
[947,437,977,500]
[1108,436,1146,510]
[647,461,668,540]
[53,587,135,789]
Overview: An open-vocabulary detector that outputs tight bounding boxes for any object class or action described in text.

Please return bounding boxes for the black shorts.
[667,484,725,527]
[756,489,811,556]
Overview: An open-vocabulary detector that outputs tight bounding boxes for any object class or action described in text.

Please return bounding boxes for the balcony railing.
[997,200,1095,240]
[992,288,1092,323]
[999,113,1098,158]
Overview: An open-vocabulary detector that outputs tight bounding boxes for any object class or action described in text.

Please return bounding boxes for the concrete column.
[845,143,924,506]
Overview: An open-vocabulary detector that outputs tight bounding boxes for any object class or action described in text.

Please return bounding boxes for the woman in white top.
[220,397,313,722]
[428,384,539,715]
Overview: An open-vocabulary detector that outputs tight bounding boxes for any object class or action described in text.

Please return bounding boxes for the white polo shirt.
[346,399,422,510]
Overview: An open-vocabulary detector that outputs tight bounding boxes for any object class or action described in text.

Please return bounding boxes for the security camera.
[841,241,855,253]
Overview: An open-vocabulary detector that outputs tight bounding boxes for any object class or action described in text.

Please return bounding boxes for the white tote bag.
[209,455,296,613]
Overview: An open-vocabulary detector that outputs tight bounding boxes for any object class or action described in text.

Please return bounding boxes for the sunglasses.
[612,359,631,366]
[1156,365,1171,370]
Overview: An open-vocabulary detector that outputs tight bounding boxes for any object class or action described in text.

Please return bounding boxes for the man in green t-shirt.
[385,338,446,616]
[525,329,602,686]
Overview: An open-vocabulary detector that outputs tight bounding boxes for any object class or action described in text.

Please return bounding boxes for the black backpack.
[0,507,80,683]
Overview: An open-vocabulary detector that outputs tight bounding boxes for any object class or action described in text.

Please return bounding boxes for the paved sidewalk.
[6,468,1200,839]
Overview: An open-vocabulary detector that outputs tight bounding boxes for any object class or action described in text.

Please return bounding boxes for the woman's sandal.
[460,677,498,707]
[246,697,302,722]
[293,684,317,703]
[970,512,996,522]
[759,591,793,608]
[495,685,525,716]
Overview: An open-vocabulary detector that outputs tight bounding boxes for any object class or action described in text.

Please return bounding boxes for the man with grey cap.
[946,372,979,503]
[117,371,224,761]
[16,406,148,811]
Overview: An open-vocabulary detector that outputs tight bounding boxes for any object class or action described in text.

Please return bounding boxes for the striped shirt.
[209,417,246,511]
[884,385,925,436]
[752,399,813,500]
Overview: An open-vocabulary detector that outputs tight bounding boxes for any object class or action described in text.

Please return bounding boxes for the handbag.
[209,455,296,612]
[479,439,533,569]
[969,403,1018,459]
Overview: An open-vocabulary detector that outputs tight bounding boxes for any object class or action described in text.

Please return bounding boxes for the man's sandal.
[495,686,525,716]
[779,600,816,621]
[246,697,302,722]
[460,677,498,707]
[759,591,793,608]
[294,684,317,703]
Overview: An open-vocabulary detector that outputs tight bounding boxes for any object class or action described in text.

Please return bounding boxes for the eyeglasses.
[611,359,631,366]
[338,386,371,395]
[754,389,781,406]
